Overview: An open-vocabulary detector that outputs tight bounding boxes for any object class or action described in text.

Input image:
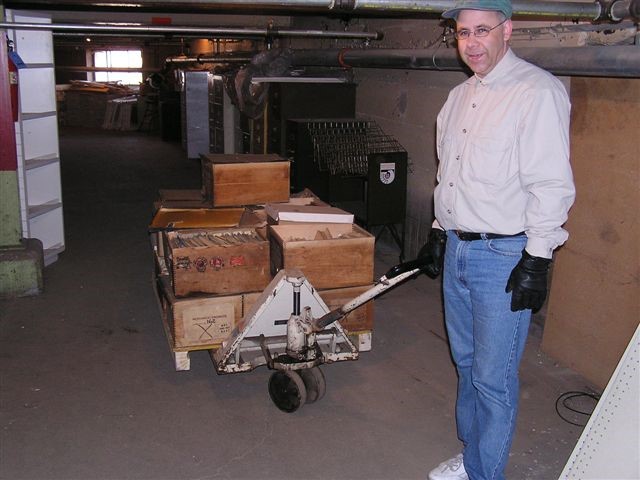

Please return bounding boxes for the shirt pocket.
[463,132,516,188]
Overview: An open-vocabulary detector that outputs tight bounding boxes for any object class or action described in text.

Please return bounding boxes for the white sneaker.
[428,454,469,480]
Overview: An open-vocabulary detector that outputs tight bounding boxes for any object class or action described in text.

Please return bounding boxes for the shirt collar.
[468,48,516,86]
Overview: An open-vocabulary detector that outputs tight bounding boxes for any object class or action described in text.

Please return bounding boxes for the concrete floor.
[1,127,594,480]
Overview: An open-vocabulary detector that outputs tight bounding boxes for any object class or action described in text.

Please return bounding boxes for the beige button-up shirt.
[434,49,576,259]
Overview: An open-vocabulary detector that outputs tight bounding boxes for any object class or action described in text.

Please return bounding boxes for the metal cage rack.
[287,118,408,259]
[307,120,405,177]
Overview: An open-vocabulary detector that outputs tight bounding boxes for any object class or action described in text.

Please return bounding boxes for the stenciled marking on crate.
[183,303,236,344]
[190,313,233,341]
[176,256,191,269]
[211,256,224,270]
[230,255,246,267]
[195,257,208,272]
[195,322,214,340]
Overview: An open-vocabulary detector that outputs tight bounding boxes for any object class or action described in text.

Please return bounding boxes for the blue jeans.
[443,231,531,480]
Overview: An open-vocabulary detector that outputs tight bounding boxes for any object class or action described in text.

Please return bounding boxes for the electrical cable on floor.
[555,390,601,427]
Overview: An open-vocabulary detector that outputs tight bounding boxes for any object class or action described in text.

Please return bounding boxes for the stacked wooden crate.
[200,153,290,207]
[150,206,269,371]
[268,222,375,341]
[151,153,376,371]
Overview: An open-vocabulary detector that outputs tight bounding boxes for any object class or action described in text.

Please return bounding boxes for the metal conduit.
[0,21,383,40]
[352,0,602,18]
[165,55,253,63]
[609,0,640,20]
[154,45,640,77]
[4,0,637,21]
[289,46,640,77]
[56,66,162,72]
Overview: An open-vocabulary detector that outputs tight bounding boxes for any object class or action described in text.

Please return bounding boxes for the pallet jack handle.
[312,254,434,331]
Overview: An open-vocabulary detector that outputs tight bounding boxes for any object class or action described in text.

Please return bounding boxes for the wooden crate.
[154,273,259,371]
[269,223,374,289]
[318,284,375,334]
[166,227,270,297]
[157,275,241,350]
[201,153,290,207]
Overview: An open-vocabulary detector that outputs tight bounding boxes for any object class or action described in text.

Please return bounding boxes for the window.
[93,49,143,86]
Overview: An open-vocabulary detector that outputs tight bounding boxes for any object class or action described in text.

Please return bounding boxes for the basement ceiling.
[3,0,639,77]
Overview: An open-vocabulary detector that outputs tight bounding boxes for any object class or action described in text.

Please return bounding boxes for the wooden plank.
[173,351,191,371]
[270,222,353,240]
[202,153,283,164]
[213,162,289,184]
[541,77,640,389]
[354,331,372,352]
[213,182,289,207]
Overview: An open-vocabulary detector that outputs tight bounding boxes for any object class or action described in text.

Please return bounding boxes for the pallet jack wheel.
[268,370,307,413]
[299,367,326,404]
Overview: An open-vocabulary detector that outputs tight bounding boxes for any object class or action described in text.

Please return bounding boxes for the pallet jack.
[213,256,432,412]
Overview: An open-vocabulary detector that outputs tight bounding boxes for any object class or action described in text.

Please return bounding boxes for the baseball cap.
[441,0,513,19]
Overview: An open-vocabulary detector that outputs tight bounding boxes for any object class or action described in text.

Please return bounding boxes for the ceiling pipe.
[56,65,161,72]
[512,46,640,77]
[289,45,640,77]
[165,55,253,64]
[608,0,640,20]
[0,21,383,40]
[2,0,628,21]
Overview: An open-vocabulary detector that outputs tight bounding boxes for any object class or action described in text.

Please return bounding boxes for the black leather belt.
[454,231,525,241]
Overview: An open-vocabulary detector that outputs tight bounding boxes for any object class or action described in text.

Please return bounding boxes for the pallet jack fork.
[213,258,429,412]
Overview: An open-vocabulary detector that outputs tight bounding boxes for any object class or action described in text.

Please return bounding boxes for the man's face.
[456,9,512,78]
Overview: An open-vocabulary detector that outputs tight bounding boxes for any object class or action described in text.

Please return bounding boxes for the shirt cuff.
[525,237,554,259]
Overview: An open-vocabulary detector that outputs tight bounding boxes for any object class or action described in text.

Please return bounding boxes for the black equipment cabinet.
[365,151,408,227]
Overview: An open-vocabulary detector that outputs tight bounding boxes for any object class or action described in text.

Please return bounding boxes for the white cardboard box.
[265,203,354,224]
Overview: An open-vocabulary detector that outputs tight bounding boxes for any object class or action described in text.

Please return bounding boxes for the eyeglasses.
[454,18,507,40]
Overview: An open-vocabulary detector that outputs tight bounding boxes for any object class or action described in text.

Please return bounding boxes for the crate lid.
[149,207,244,231]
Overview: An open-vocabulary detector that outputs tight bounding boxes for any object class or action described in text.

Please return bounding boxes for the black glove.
[506,249,551,313]
[418,228,447,279]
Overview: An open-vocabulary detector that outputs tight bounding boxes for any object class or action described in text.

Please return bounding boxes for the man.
[421,1,576,479]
